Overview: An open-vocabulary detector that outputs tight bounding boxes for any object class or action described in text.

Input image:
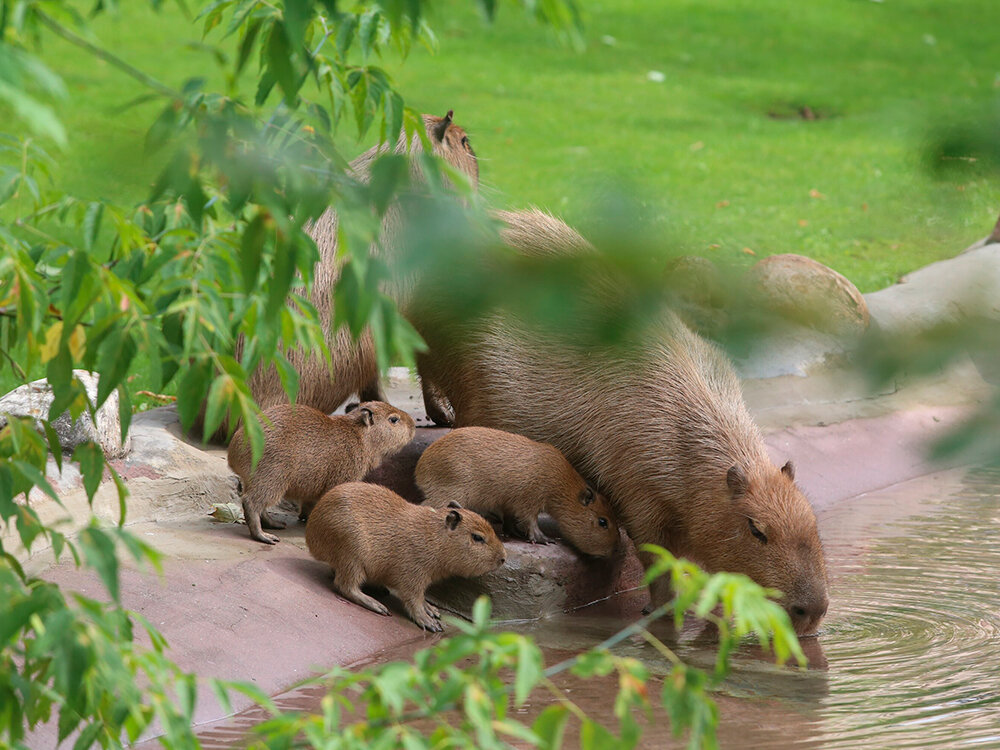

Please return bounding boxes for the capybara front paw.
[424,602,441,619]
[252,531,281,545]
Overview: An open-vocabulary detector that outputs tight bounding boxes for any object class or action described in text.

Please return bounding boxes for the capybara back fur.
[227,401,415,544]
[414,210,829,635]
[416,426,619,557]
[305,482,505,631]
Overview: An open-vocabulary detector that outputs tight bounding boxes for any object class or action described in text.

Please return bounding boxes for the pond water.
[188,466,1000,748]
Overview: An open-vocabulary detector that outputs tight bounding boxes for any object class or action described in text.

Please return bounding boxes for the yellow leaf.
[40,322,63,363]
[68,325,86,361]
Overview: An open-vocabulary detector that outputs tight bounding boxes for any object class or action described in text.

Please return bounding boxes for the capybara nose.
[500,557,507,566]
[790,597,829,635]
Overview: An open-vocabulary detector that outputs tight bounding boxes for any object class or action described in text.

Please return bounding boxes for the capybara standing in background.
[412,210,829,635]
[416,426,619,557]
[306,482,506,632]
[227,402,415,544]
[202,113,478,441]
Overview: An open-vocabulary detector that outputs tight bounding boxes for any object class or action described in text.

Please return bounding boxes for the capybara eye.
[598,517,608,529]
[461,136,470,148]
[748,518,768,544]
[389,415,399,424]
[472,533,485,543]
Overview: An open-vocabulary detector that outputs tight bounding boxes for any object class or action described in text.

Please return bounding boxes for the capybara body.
[413,210,829,635]
[415,427,619,557]
[305,482,506,631]
[204,113,477,441]
[227,401,415,544]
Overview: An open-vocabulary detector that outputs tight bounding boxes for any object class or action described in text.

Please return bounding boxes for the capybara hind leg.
[420,374,454,427]
[334,564,390,616]
[242,497,280,545]
[297,498,317,523]
[358,378,385,403]
[260,510,287,530]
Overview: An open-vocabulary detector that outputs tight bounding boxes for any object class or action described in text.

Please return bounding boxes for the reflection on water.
[189,467,1000,749]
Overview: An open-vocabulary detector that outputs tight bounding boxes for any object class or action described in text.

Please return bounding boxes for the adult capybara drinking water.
[306,482,506,632]
[227,401,415,544]
[416,426,619,557]
[412,210,829,635]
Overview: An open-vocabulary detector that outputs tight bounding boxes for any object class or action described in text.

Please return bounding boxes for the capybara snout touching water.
[227,401,415,544]
[306,482,506,632]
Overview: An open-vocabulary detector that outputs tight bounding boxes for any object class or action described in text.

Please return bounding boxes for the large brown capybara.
[412,209,829,635]
[227,401,415,544]
[305,482,506,632]
[416,426,619,557]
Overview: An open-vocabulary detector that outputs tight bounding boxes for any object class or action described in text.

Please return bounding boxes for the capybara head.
[690,461,829,635]
[423,111,478,185]
[550,484,620,558]
[441,505,506,576]
[345,400,415,456]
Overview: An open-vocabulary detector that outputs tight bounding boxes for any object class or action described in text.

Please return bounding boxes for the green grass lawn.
[11,0,1000,296]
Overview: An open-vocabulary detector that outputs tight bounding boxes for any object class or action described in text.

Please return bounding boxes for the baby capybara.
[305,482,506,632]
[416,426,619,557]
[227,401,415,544]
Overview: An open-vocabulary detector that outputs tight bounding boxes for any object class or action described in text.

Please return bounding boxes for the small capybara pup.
[415,427,619,557]
[305,482,506,632]
[411,210,829,635]
[227,401,415,544]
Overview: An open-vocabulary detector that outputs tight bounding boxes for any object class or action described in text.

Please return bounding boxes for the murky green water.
[189,466,1000,748]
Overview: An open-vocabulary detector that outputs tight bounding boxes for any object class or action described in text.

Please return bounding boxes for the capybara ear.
[344,402,359,413]
[781,460,795,480]
[445,509,462,530]
[432,110,453,142]
[580,486,595,506]
[727,465,748,498]
[447,500,463,510]
[355,407,374,426]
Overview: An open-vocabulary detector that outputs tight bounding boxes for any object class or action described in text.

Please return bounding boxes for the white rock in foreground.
[0,370,131,459]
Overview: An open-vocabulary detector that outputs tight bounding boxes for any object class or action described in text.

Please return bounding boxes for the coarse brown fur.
[227,401,415,544]
[203,113,478,441]
[416,426,619,557]
[413,210,829,635]
[305,482,506,631]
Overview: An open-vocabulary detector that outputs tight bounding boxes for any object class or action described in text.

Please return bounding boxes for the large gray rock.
[0,370,131,459]
[865,243,1000,337]
[747,254,870,337]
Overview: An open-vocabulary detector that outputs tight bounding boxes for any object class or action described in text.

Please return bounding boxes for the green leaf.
[532,705,569,749]
[96,329,137,409]
[83,202,104,251]
[42,419,63,473]
[202,374,234,442]
[12,460,60,504]
[475,0,497,22]
[72,442,106,504]
[145,102,179,154]
[176,359,212,432]
[283,0,312,49]
[236,16,263,74]
[117,383,132,446]
[368,155,408,217]
[80,525,120,602]
[358,10,380,60]
[267,22,299,106]
[240,212,267,292]
[513,638,542,705]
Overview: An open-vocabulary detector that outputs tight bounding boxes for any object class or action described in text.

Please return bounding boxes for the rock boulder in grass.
[747,254,870,338]
[0,370,131,459]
